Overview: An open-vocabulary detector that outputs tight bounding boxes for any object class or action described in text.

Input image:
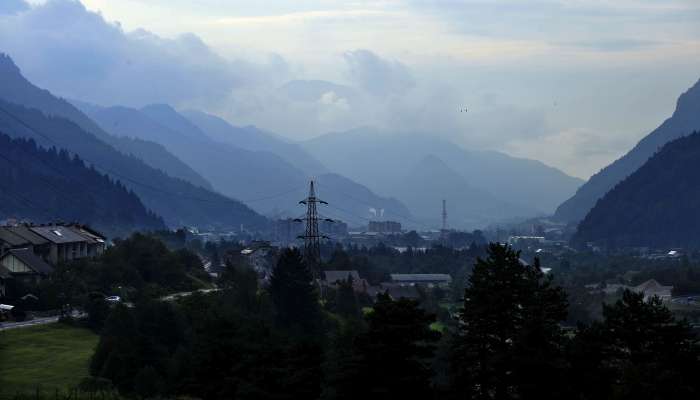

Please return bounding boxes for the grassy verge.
[0,323,98,395]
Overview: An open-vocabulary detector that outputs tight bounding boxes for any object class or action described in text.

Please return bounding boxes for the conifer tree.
[450,243,568,399]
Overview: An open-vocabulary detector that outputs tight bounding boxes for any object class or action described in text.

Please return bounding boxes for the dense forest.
[574,131,700,249]
[80,244,699,399]
[0,133,164,236]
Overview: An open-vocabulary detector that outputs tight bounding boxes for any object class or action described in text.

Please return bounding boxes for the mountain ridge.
[573,131,700,248]
[555,77,700,223]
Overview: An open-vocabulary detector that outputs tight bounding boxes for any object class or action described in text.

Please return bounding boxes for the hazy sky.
[4,0,700,178]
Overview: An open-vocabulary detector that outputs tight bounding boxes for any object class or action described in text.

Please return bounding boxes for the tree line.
[83,243,699,399]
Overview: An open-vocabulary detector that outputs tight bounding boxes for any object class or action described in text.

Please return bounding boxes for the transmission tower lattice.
[295,180,331,278]
[442,199,448,231]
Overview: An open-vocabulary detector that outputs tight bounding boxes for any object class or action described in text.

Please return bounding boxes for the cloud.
[0,0,288,108]
[504,128,635,178]
[557,39,660,52]
[343,49,414,97]
[0,0,28,15]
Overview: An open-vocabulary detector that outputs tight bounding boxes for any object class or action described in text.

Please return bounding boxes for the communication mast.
[442,199,448,231]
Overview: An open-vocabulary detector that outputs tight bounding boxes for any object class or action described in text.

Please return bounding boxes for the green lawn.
[0,323,98,395]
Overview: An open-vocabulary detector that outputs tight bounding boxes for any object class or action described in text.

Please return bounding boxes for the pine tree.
[269,248,322,335]
[570,290,700,399]
[338,294,440,400]
[450,243,568,400]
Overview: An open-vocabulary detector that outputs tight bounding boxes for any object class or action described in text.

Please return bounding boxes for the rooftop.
[3,248,54,275]
[390,274,452,283]
[30,225,92,244]
[324,270,361,283]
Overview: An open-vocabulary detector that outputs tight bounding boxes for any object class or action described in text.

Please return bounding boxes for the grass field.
[0,323,98,395]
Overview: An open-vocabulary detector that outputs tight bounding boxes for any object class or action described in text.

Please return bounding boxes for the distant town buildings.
[368,220,402,234]
[389,273,452,287]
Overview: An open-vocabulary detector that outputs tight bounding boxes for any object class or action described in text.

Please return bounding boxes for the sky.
[3,0,700,178]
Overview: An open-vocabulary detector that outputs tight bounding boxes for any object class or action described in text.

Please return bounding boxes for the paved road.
[0,288,219,330]
[0,316,60,331]
[160,288,220,302]
[0,312,85,331]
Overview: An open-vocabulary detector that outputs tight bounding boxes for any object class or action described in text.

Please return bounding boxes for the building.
[632,279,673,301]
[323,270,368,292]
[0,224,106,285]
[368,220,402,234]
[371,283,421,300]
[29,225,105,264]
[389,273,452,287]
[586,279,673,302]
[0,248,54,285]
[0,265,10,297]
[0,225,51,259]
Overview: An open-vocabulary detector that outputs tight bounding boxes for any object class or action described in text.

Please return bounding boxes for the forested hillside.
[574,131,700,248]
[0,100,267,230]
[556,78,700,223]
[0,133,164,236]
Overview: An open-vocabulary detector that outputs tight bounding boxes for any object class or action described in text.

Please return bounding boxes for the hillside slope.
[556,78,700,223]
[181,109,326,175]
[0,54,213,191]
[0,133,164,236]
[573,131,700,248]
[0,100,266,230]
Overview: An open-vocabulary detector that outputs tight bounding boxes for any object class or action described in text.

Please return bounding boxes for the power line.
[0,105,304,208]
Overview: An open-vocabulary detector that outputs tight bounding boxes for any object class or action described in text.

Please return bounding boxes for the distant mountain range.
[0,53,266,230]
[556,78,700,223]
[0,51,594,231]
[302,128,583,228]
[181,109,327,175]
[573,131,700,249]
[77,101,412,225]
[0,133,165,237]
[392,155,535,228]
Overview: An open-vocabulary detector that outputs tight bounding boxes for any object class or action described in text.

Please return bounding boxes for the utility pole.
[442,199,448,231]
[295,180,330,279]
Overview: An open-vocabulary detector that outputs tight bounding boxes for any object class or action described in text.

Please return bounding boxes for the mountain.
[573,131,700,249]
[312,173,414,227]
[0,55,266,229]
[392,155,535,229]
[181,109,326,175]
[84,103,309,213]
[556,78,700,223]
[0,133,164,237]
[0,53,213,190]
[302,128,582,226]
[81,103,413,223]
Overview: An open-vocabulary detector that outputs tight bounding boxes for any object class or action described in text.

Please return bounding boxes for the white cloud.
[1,0,699,179]
[0,0,289,109]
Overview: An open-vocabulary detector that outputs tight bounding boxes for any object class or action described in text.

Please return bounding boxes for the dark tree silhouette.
[450,243,569,400]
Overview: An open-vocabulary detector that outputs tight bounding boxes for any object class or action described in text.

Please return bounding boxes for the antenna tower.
[442,199,448,231]
[295,180,330,278]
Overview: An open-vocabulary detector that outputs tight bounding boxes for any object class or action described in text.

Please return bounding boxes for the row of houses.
[0,224,106,297]
[322,270,452,300]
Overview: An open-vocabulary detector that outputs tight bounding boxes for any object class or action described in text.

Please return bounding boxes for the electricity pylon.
[295,180,331,279]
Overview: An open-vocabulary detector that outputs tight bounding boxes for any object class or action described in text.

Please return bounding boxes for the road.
[160,288,220,302]
[0,288,220,330]
[0,312,84,331]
